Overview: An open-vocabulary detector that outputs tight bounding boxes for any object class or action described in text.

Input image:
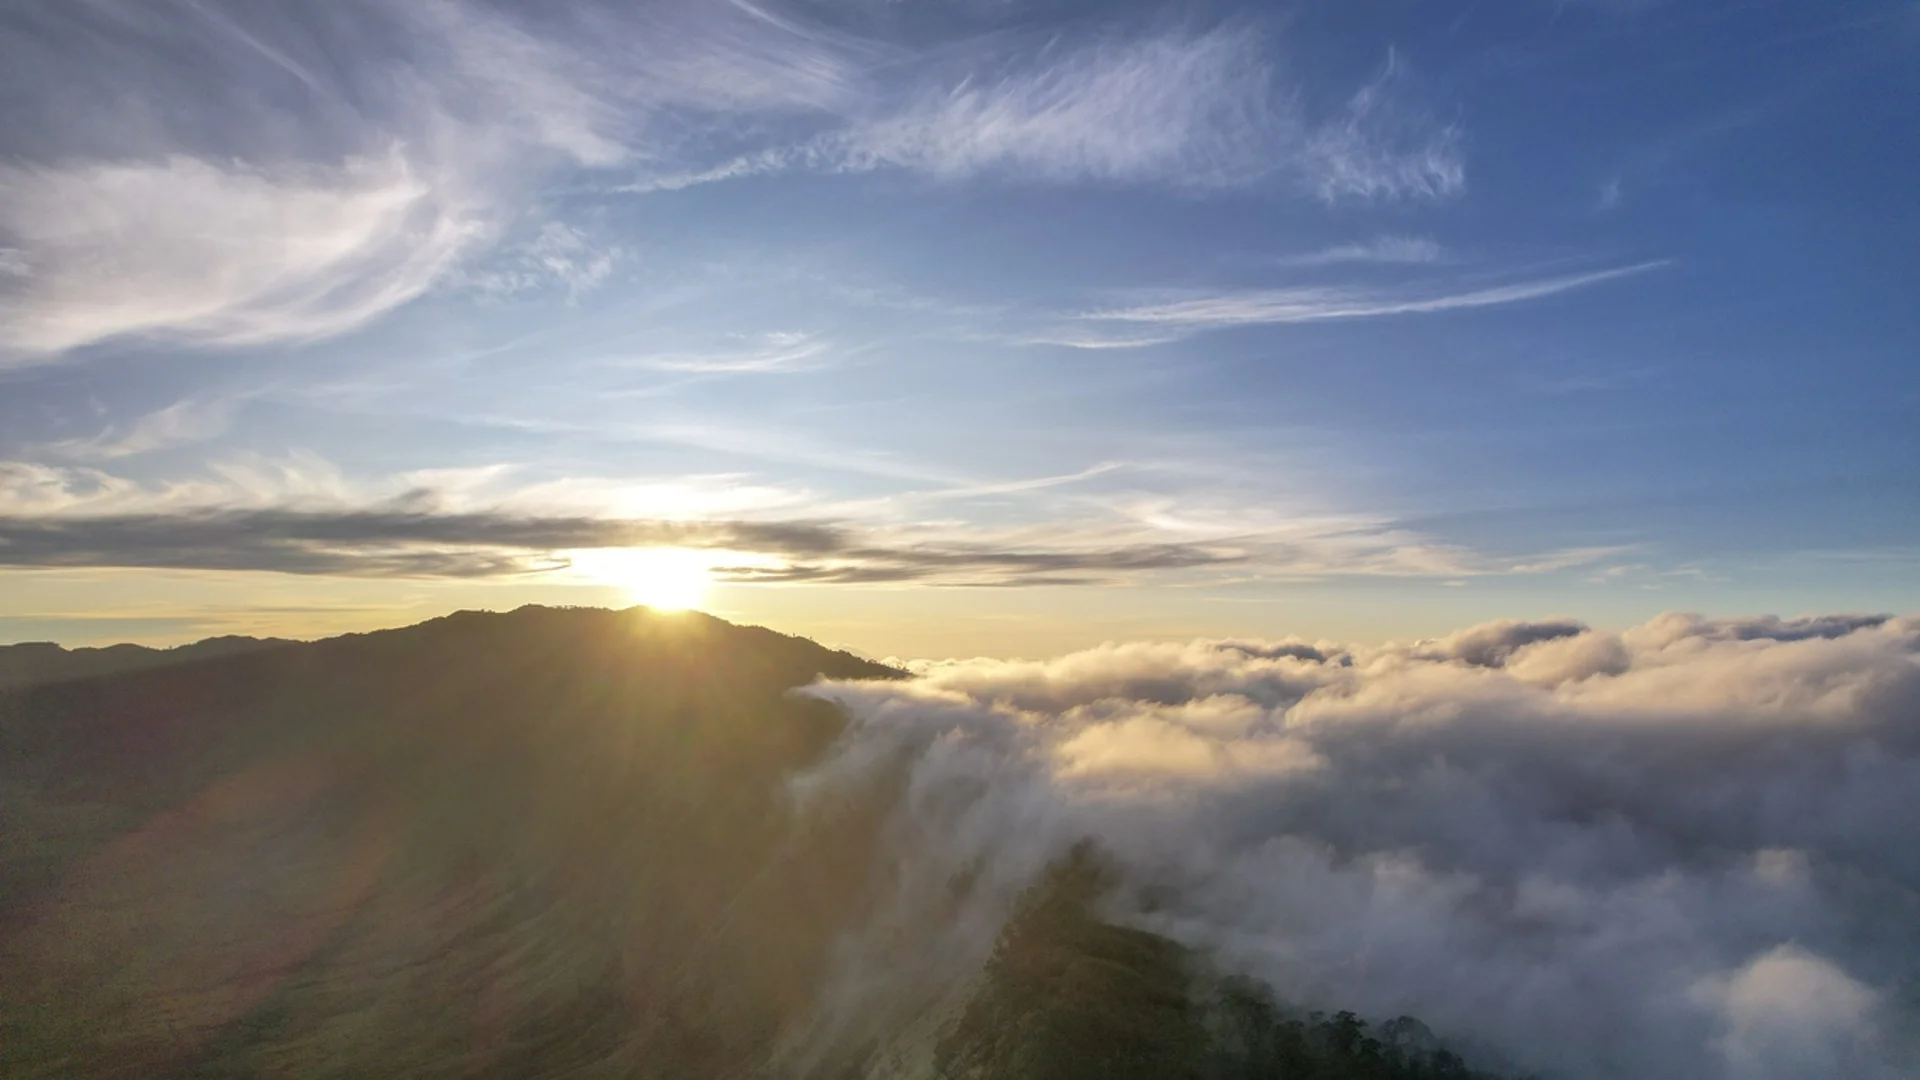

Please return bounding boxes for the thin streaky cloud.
[612,146,806,195]
[835,462,1133,516]
[178,0,328,95]
[44,398,241,462]
[1080,262,1668,335]
[1275,235,1444,267]
[632,332,835,374]
[1010,327,1190,350]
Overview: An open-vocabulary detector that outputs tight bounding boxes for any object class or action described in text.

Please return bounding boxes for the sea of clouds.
[795,613,1920,1080]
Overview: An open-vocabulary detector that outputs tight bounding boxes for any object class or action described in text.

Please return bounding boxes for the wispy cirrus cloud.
[0,152,482,358]
[829,27,1282,187]
[43,398,241,462]
[1300,50,1463,201]
[1066,261,1666,342]
[629,332,834,374]
[461,221,623,302]
[0,0,853,363]
[631,26,1466,197]
[1,2,1473,363]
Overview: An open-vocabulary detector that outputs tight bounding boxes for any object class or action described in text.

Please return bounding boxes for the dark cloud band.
[0,508,1240,586]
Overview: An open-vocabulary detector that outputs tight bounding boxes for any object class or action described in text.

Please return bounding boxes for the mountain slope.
[1,605,898,1079]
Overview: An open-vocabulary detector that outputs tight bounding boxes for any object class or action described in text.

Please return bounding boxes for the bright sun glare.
[570,547,712,611]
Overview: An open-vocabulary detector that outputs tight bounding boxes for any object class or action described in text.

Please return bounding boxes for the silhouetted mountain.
[0,606,1502,1079]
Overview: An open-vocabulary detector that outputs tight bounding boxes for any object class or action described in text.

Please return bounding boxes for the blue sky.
[0,0,1915,656]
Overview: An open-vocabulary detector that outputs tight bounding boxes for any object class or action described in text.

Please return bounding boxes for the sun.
[570,547,712,611]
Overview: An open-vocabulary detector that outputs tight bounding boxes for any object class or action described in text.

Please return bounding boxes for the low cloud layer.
[797,613,1920,1079]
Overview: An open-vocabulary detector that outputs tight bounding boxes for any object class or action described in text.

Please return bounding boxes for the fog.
[798,613,1920,1079]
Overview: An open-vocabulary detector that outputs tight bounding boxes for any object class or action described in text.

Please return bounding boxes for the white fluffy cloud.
[796,613,1920,1079]
[1697,945,1887,1080]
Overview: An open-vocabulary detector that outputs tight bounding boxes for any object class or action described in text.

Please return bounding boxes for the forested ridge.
[935,846,1509,1080]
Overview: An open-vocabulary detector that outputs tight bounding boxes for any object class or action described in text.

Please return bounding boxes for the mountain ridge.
[0,604,894,691]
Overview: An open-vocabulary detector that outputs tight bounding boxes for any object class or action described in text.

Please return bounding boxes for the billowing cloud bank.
[798,613,1920,1080]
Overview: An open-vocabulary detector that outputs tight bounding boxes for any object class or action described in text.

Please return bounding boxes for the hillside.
[0,606,1503,1079]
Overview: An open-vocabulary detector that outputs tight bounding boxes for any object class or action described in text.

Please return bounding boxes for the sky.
[0,0,1916,658]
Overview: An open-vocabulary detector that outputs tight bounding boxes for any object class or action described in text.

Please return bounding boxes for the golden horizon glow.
[568,547,713,611]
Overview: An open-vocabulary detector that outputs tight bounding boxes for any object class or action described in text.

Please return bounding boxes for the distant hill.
[0,605,1499,1080]
[0,634,294,691]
